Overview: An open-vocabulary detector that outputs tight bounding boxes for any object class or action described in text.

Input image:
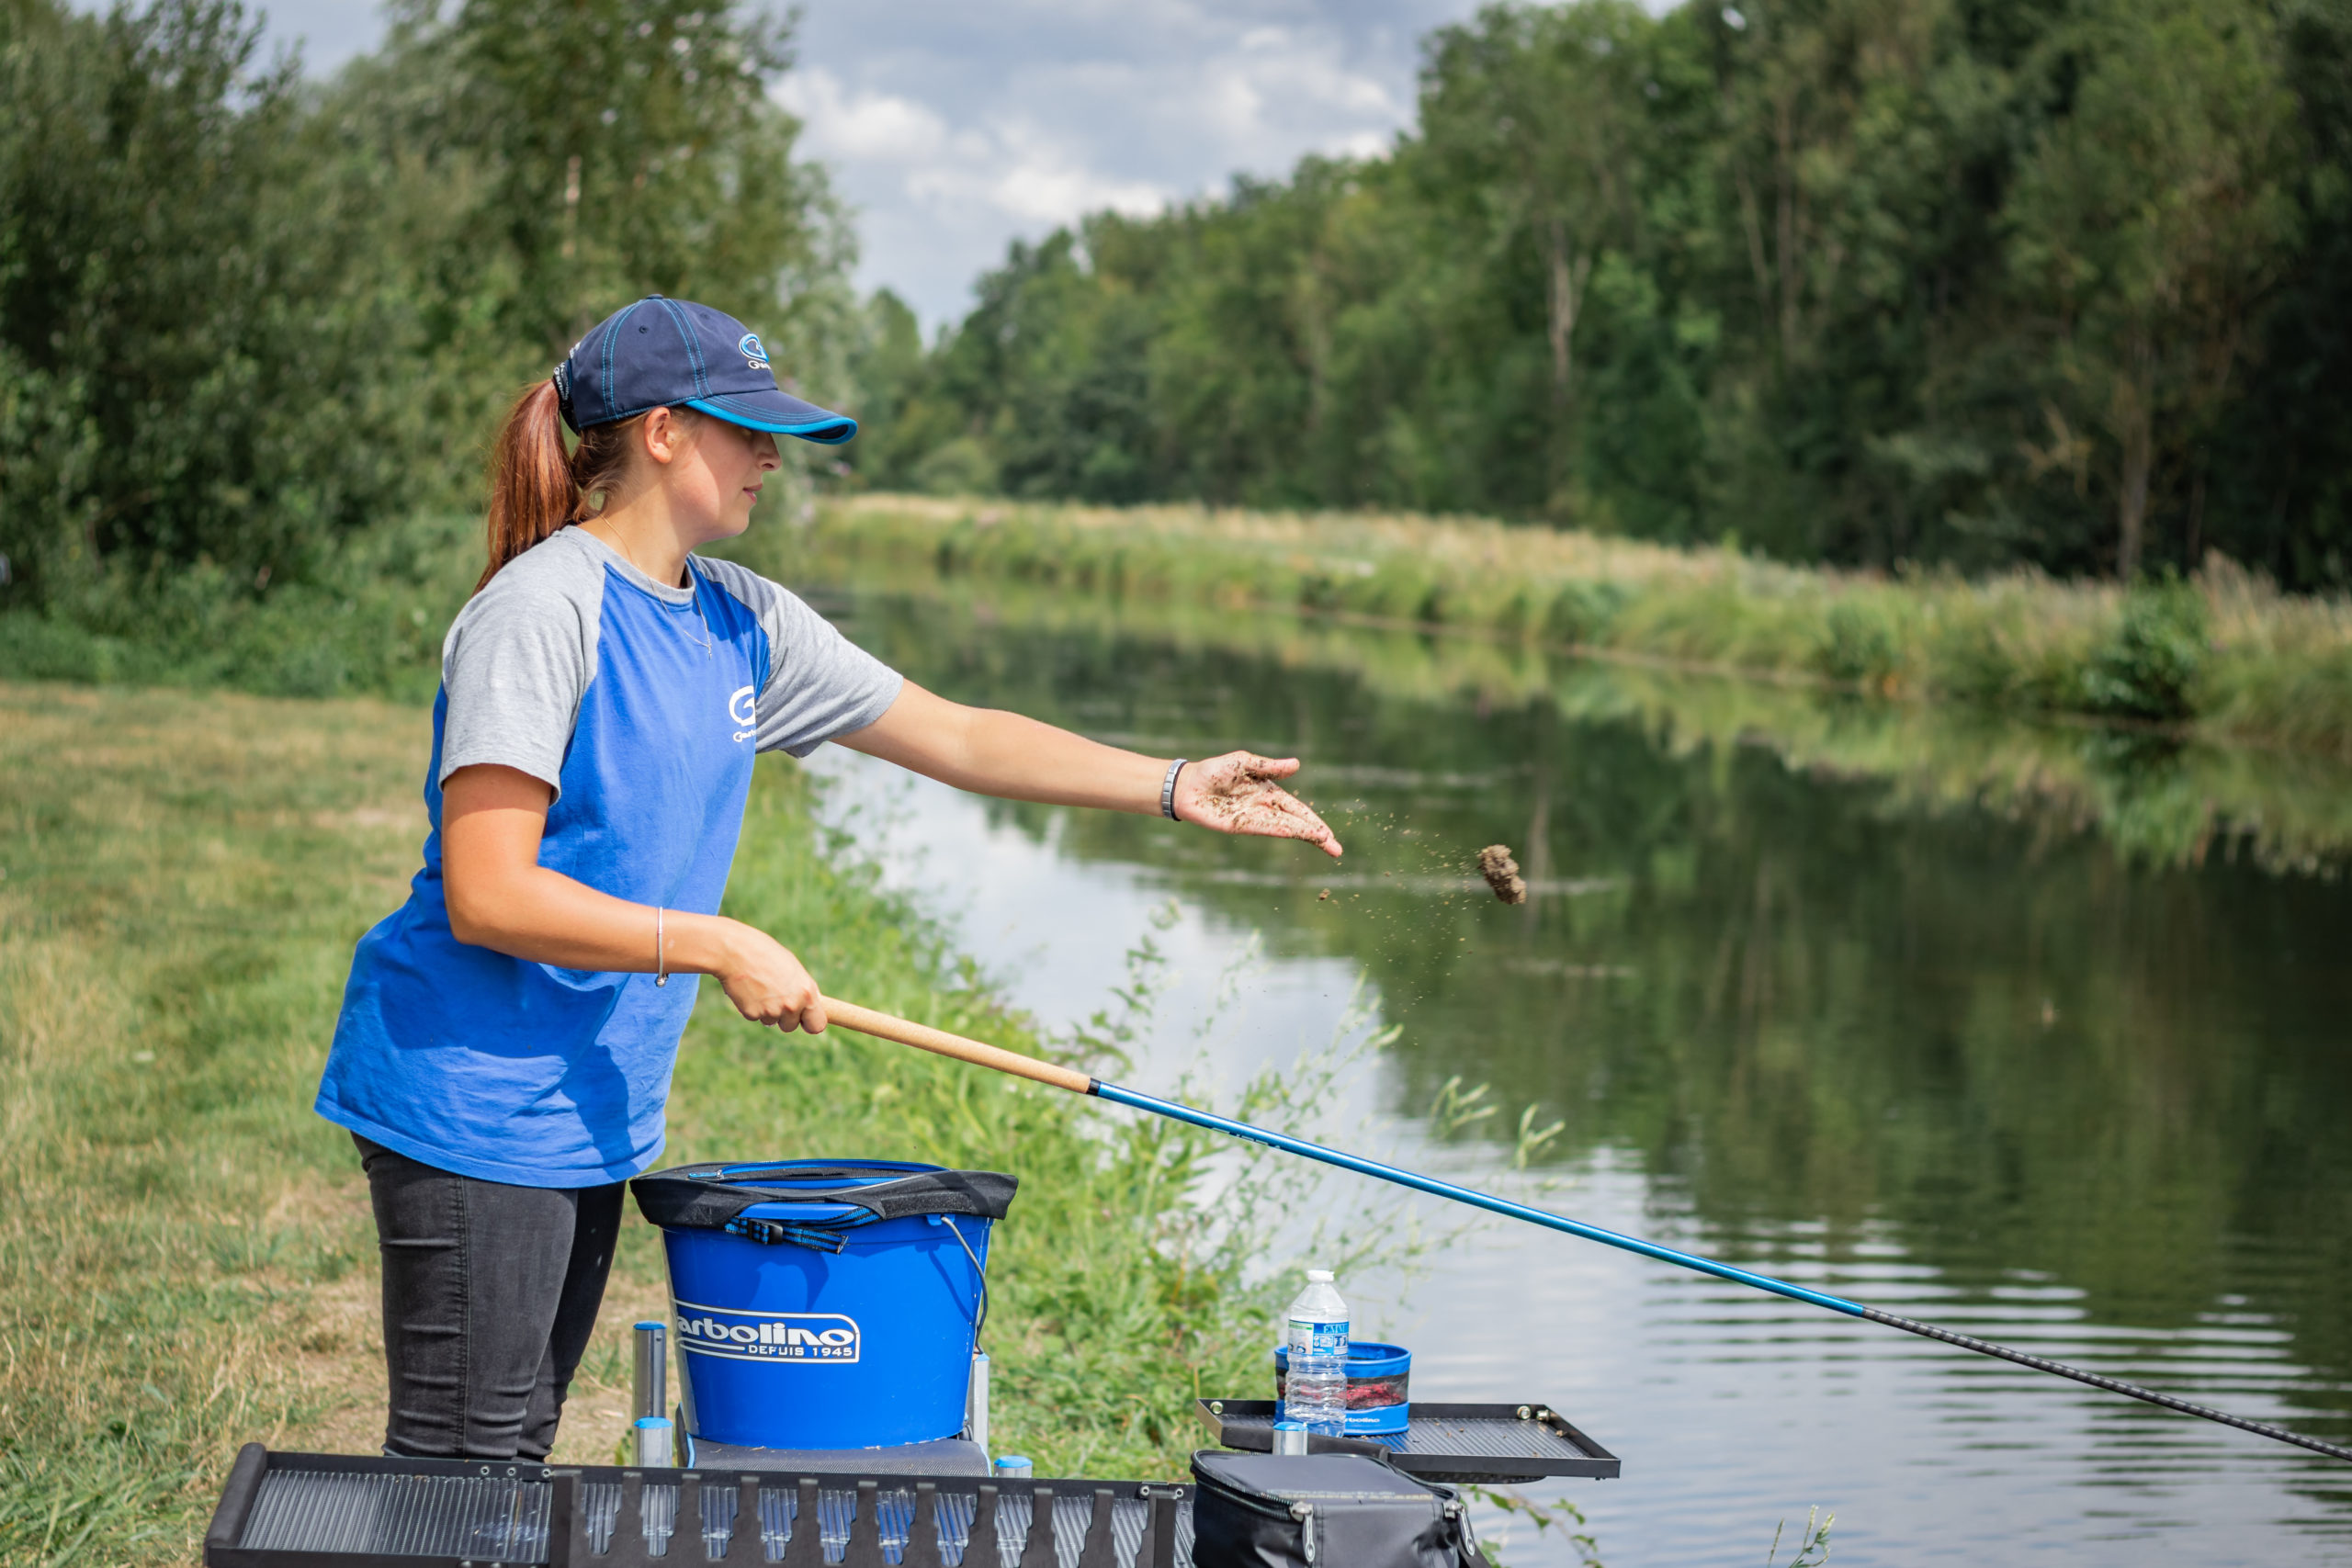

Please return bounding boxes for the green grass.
[0,680,1302,1563]
[802,494,2352,761]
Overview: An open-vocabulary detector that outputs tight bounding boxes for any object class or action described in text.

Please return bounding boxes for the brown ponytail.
[479,381,690,592]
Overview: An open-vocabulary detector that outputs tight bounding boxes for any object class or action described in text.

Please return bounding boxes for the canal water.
[804,586,2352,1567]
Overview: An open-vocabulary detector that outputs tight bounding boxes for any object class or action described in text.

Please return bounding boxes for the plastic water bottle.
[1283,1269,1350,1436]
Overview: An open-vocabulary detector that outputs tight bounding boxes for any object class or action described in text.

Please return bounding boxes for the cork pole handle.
[819,997,1097,1097]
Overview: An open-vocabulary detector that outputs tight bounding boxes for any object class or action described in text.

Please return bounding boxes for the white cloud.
[986,162,1170,225]
[780,69,948,164]
[786,1,1476,326]
[785,69,1174,234]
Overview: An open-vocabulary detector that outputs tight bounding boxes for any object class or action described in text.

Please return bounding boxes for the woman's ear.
[639,406,693,467]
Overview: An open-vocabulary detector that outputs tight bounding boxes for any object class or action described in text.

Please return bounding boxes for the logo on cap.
[738,333,770,371]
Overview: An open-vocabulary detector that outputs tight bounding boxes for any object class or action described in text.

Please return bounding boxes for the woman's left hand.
[1174,752,1343,858]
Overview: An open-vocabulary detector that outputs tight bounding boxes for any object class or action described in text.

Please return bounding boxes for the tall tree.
[1419,1,1652,501]
[0,0,400,597]
[2001,0,2301,576]
[374,0,837,355]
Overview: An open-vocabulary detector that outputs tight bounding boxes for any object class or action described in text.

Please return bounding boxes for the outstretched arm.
[834,680,1343,857]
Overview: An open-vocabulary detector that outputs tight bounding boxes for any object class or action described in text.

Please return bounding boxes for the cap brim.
[686,390,857,445]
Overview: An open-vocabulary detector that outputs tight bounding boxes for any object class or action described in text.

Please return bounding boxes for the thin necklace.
[594,525,714,658]
[683,563,716,658]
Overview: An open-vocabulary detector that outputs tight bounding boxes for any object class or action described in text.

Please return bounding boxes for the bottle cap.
[1306,1269,1334,1282]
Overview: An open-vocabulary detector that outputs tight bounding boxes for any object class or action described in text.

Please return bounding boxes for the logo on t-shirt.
[729,684,756,743]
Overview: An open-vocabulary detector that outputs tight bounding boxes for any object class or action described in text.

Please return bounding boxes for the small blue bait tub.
[630,1158,1017,1451]
[1274,1340,1412,1436]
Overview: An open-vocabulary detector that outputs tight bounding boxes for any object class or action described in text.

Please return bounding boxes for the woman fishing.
[315,295,1341,1462]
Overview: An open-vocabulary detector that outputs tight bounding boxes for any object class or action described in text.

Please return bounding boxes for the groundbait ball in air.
[1478,844,1528,905]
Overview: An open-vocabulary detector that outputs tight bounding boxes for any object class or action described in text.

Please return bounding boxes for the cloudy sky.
[225,0,1487,330]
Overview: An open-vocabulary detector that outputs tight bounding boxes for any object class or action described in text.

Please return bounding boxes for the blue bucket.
[1274,1340,1412,1436]
[632,1158,1016,1450]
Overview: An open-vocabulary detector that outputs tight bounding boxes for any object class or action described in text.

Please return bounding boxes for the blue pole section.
[1088,1079,1868,1317]
[1087,1077,2352,1464]
[809,993,2351,1461]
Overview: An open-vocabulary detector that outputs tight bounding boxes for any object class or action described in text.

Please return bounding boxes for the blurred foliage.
[0,0,852,617]
[840,0,2352,591]
[2080,576,2210,721]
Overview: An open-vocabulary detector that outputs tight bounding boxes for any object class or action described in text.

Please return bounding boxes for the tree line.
[6,0,2349,617]
[0,0,851,615]
[848,0,2352,587]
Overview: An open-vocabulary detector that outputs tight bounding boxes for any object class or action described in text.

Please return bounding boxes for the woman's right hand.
[714,921,828,1033]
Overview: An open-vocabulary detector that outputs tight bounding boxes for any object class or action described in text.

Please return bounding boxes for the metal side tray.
[1193,1399,1622,1484]
[203,1444,1193,1567]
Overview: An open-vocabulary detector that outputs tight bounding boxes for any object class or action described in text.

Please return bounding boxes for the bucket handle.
[722,1215,853,1253]
[934,1214,989,1341]
[691,1164,971,1230]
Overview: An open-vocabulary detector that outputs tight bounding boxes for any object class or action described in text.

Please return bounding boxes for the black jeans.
[354,1134,625,1461]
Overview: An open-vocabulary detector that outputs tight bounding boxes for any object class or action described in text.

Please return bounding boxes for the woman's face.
[646,410,782,543]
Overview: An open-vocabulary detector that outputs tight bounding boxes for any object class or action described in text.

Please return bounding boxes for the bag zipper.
[1193,1472,1301,1523]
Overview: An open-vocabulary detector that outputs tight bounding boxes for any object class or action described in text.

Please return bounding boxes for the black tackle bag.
[1189,1450,1489,1568]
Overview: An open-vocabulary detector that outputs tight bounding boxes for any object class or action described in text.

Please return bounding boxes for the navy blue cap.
[552,296,856,445]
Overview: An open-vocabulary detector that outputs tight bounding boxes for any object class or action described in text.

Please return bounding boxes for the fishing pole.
[819,997,2352,1465]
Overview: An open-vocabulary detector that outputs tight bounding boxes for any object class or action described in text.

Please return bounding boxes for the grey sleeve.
[436,538,605,795]
[695,558,904,757]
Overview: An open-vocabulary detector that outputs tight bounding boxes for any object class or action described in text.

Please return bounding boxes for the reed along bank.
[797,495,2352,764]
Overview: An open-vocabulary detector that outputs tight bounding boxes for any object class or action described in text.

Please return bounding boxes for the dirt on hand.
[1478,844,1528,905]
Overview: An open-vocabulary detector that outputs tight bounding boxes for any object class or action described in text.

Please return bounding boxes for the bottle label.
[1287,1317,1348,1358]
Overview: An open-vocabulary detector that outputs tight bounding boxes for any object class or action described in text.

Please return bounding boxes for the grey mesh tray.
[1193,1400,1621,1483]
[203,1445,1193,1567]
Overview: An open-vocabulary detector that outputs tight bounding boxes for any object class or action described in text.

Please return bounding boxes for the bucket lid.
[630,1158,1018,1235]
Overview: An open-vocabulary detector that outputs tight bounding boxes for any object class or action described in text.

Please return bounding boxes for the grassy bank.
[0,680,1289,1563]
[803,495,2352,761]
[8,497,2350,874]
[736,516,2352,875]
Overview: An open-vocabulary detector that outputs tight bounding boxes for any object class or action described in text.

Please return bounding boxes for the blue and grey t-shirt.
[317,526,902,1187]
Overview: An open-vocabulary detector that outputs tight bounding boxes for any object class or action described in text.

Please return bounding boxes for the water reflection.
[810,588,2352,1564]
